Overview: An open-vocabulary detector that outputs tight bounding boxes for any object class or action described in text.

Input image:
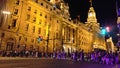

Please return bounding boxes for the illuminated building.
[116,0,120,48]
[85,0,106,52]
[106,37,115,53]
[0,0,106,53]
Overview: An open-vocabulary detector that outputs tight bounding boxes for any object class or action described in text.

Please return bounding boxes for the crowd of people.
[0,49,120,65]
[53,50,120,65]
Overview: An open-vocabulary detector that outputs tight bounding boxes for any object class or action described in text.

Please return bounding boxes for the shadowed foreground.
[0,57,119,68]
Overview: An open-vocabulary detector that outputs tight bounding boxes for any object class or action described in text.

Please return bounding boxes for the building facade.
[117,0,120,48]
[0,0,106,53]
[106,37,115,53]
[85,4,106,51]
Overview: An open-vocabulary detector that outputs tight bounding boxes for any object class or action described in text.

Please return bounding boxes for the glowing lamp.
[101,28,106,35]
[106,27,110,32]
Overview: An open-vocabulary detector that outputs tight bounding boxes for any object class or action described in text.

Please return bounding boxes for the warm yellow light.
[2,11,11,15]
[117,33,120,36]
[89,12,93,17]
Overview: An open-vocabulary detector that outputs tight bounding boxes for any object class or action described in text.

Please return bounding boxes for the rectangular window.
[8,25,11,29]
[12,19,17,27]
[34,10,37,14]
[13,9,18,15]
[15,0,20,5]
[26,14,30,20]
[31,39,34,43]
[41,3,43,6]
[28,6,31,11]
[44,30,46,35]
[0,17,3,27]
[25,24,29,31]
[35,0,38,3]
[38,28,41,34]
[25,37,27,42]
[6,42,13,51]
[53,7,56,10]
[46,5,48,9]
[44,22,47,26]
[50,8,52,11]
[57,20,58,23]
[33,17,36,22]
[33,26,35,33]
[45,15,47,18]
[50,17,52,21]
[1,33,5,38]
[39,19,42,24]
[40,12,42,16]
[19,36,21,41]
[56,33,58,39]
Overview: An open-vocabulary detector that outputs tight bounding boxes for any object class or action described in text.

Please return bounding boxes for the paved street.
[0,57,119,68]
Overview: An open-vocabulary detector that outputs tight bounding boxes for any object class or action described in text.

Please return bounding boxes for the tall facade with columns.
[85,1,106,51]
[0,0,106,53]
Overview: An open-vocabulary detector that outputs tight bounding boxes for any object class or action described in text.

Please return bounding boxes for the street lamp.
[100,27,110,36]
[101,28,106,35]
[106,27,110,32]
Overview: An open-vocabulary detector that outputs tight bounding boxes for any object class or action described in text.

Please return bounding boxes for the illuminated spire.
[89,0,92,7]
[87,0,97,23]
[50,0,55,4]
[50,0,61,4]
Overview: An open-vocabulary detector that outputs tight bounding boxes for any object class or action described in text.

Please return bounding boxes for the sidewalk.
[0,56,73,61]
[0,57,53,60]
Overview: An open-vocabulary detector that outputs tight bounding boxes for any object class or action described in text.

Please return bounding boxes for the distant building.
[116,0,120,47]
[106,37,115,52]
[0,0,106,53]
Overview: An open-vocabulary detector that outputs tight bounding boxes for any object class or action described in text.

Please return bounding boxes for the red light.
[106,27,110,32]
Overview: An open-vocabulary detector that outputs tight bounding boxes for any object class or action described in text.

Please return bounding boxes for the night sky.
[65,0,118,44]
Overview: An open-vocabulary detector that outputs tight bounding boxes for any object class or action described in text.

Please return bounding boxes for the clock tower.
[86,0,100,33]
[87,0,97,23]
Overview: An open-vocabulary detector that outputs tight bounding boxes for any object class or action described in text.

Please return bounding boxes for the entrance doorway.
[6,42,14,51]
